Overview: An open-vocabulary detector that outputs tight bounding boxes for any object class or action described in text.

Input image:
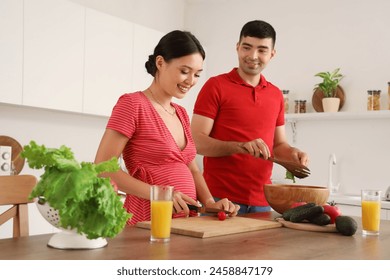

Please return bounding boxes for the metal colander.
[35,197,60,228]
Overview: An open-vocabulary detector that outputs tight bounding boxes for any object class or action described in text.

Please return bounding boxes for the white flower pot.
[322,97,340,112]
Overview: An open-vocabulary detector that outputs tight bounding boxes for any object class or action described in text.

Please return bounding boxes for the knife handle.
[187,204,200,212]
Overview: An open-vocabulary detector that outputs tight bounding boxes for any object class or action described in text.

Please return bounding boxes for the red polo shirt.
[193,68,285,206]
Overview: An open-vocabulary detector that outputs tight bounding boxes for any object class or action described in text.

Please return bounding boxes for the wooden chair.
[0,175,37,238]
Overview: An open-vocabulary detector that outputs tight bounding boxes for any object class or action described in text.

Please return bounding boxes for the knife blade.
[187,204,231,215]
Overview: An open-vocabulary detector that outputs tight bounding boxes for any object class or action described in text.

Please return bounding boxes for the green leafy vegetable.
[285,170,296,183]
[22,141,131,239]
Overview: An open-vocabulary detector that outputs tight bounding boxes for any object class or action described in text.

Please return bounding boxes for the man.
[191,20,308,214]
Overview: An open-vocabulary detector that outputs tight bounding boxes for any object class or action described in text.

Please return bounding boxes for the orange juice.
[151,200,173,240]
[362,200,380,232]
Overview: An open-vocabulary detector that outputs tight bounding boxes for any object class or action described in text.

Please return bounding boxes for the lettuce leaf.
[285,170,296,183]
[22,141,131,239]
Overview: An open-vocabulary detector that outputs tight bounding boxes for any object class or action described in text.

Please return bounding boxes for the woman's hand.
[172,191,200,217]
[205,198,240,217]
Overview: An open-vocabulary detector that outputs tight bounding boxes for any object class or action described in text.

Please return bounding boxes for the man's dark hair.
[239,20,276,47]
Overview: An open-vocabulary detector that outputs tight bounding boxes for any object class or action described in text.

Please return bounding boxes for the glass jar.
[294,100,300,114]
[282,90,289,114]
[294,100,306,114]
[300,100,307,113]
[367,90,381,111]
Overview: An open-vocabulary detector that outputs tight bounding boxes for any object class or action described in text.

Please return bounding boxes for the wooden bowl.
[264,184,330,214]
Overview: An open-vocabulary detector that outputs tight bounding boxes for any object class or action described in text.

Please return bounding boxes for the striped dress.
[107,92,197,225]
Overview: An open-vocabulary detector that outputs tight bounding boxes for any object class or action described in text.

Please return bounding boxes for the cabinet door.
[83,9,133,116]
[23,0,85,112]
[336,204,361,217]
[131,24,164,92]
[0,0,23,104]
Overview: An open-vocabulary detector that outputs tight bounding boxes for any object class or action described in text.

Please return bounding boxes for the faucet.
[328,153,340,193]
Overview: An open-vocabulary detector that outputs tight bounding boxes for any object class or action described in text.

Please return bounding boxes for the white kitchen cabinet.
[1,0,166,117]
[131,24,164,92]
[0,0,23,105]
[83,9,134,116]
[336,204,361,217]
[23,0,85,112]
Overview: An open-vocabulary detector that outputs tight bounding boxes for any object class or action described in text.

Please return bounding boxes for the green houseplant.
[314,68,344,97]
[314,68,344,112]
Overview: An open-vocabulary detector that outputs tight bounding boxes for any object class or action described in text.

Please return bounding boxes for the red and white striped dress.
[107,92,197,225]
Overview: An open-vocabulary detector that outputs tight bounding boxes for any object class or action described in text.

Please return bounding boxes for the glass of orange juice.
[361,190,381,236]
[150,185,174,243]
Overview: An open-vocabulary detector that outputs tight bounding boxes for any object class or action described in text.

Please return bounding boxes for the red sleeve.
[107,93,139,139]
[193,77,221,120]
[275,89,285,127]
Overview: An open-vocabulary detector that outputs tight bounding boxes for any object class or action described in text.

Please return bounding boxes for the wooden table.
[1,212,389,260]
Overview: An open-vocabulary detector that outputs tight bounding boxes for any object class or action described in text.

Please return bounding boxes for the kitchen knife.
[187,204,231,215]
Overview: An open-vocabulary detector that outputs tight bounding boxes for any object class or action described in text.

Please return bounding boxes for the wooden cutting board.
[136,216,282,238]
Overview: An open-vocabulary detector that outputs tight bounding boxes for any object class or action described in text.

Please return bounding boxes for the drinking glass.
[361,190,381,236]
[150,185,174,242]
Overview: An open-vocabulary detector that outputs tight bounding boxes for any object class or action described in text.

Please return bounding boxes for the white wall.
[0,104,109,238]
[68,0,185,33]
[185,0,390,112]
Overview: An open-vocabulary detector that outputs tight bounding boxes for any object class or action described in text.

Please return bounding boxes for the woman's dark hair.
[239,20,276,47]
[145,30,205,77]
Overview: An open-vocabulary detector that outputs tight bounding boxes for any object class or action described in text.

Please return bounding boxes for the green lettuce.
[22,141,131,239]
[285,170,296,183]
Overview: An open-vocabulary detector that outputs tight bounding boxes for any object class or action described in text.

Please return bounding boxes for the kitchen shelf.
[285,110,390,122]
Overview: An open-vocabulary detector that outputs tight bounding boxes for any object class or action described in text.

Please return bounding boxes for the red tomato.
[291,202,307,208]
[217,211,227,221]
[323,203,342,224]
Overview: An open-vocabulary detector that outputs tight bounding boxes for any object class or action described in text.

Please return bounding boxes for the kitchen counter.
[1,212,390,260]
[329,193,390,210]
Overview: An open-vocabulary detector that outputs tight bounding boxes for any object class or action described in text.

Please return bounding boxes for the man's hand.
[240,138,270,159]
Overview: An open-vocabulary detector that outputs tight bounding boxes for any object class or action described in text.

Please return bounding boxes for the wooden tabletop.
[1,212,389,260]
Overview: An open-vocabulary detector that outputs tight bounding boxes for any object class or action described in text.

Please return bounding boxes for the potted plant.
[314,68,344,112]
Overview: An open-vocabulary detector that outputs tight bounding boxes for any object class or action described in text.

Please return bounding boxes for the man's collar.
[227,68,268,88]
